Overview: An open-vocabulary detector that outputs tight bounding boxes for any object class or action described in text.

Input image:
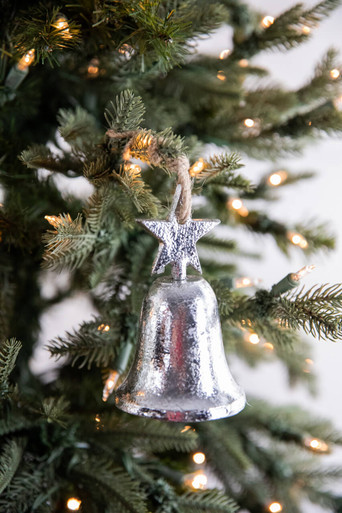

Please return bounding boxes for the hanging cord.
[106,129,192,224]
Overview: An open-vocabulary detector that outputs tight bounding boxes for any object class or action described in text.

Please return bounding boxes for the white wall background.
[30,2,342,510]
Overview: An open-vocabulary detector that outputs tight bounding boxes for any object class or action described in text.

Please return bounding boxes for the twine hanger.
[106,129,192,224]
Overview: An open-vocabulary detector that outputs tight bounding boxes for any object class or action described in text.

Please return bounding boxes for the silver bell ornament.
[115,186,246,422]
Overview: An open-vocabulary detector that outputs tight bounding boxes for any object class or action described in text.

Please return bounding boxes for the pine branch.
[177,490,239,513]
[0,338,21,399]
[105,90,145,132]
[194,153,253,193]
[74,457,148,513]
[47,320,120,368]
[39,396,69,426]
[275,284,342,341]
[0,439,24,494]
[102,416,198,453]
[112,166,160,216]
[20,144,83,176]
[57,106,100,151]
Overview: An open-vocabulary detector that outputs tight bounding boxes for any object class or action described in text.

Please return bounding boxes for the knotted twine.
[106,129,192,224]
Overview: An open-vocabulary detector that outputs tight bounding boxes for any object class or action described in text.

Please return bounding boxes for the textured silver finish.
[115,276,246,422]
[137,217,220,280]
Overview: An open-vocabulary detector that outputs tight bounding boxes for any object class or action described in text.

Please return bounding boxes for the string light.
[330,68,340,79]
[118,44,134,59]
[239,59,249,67]
[268,502,282,513]
[181,425,192,433]
[235,277,262,288]
[244,118,255,128]
[219,49,230,60]
[124,163,142,178]
[291,265,316,281]
[303,357,314,374]
[248,333,260,345]
[217,71,226,81]
[264,342,274,350]
[190,158,205,177]
[267,170,288,186]
[17,49,35,71]
[227,198,249,217]
[52,15,72,39]
[287,231,308,249]
[67,498,82,511]
[261,16,275,28]
[184,471,208,490]
[44,214,71,229]
[301,25,311,34]
[304,437,330,453]
[102,370,120,402]
[88,58,99,77]
[98,323,110,332]
[193,452,206,464]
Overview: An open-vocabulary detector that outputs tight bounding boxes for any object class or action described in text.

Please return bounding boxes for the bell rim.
[115,394,246,422]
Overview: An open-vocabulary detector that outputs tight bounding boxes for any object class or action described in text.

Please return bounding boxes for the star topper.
[137,185,220,280]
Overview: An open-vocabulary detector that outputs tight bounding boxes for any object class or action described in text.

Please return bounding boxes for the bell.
[115,184,246,422]
[115,275,246,422]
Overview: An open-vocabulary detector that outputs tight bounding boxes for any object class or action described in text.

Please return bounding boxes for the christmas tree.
[1,1,342,512]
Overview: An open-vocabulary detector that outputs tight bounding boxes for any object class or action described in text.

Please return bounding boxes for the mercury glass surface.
[115,276,246,422]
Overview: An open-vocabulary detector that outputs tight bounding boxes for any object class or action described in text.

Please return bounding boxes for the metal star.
[137,216,220,280]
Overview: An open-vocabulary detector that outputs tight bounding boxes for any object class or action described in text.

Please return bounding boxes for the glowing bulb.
[235,277,262,288]
[122,148,131,161]
[261,16,275,28]
[181,425,192,433]
[302,25,311,34]
[98,324,110,332]
[330,68,340,79]
[217,71,226,81]
[102,370,120,402]
[219,49,230,60]
[291,265,316,281]
[268,170,288,186]
[288,231,308,249]
[305,358,314,365]
[193,452,206,464]
[304,437,330,453]
[231,199,243,210]
[53,15,72,39]
[67,498,81,511]
[124,163,142,178]
[239,59,249,68]
[248,333,260,345]
[264,342,274,350]
[17,49,35,71]
[190,158,205,177]
[88,58,99,77]
[191,473,207,489]
[268,502,282,513]
[244,118,255,128]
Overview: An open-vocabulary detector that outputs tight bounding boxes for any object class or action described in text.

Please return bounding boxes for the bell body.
[115,276,245,422]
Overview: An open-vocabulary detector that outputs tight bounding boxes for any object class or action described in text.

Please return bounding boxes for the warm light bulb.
[330,68,340,79]
[181,425,192,433]
[219,49,230,60]
[102,370,120,401]
[264,342,274,350]
[302,25,311,34]
[231,198,243,210]
[67,498,81,511]
[239,59,249,68]
[17,49,35,71]
[306,437,330,453]
[124,163,142,178]
[261,16,275,28]
[98,324,110,332]
[268,502,282,513]
[190,158,205,177]
[244,118,255,128]
[191,473,207,489]
[288,231,308,249]
[53,15,72,39]
[217,71,226,81]
[88,58,99,77]
[268,170,288,186]
[291,265,316,281]
[248,333,260,345]
[193,452,206,464]
[235,277,262,289]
